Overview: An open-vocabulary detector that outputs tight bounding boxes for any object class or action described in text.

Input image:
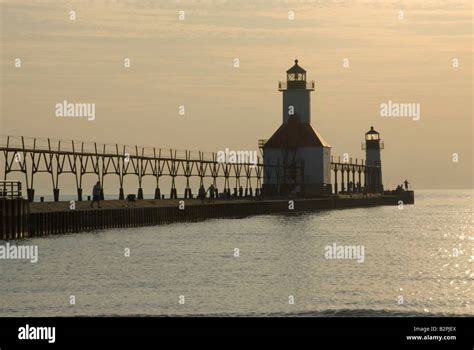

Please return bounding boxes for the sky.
[0,0,472,192]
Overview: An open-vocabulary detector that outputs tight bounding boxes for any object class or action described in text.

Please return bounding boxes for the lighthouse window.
[287,73,295,81]
[366,134,379,141]
[296,73,305,81]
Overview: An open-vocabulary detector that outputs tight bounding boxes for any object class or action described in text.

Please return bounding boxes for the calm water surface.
[1,190,472,316]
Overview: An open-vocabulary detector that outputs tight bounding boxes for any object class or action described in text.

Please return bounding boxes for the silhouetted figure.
[239,186,243,197]
[404,180,409,190]
[208,184,215,203]
[198,185,206,203]
[90,181,102,208]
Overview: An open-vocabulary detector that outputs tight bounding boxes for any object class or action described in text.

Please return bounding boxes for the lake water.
[1,190,472,317]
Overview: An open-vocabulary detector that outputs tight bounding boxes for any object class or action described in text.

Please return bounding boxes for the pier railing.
[0,180,28,239]
[0,181,22,198]
[278,81,315,91]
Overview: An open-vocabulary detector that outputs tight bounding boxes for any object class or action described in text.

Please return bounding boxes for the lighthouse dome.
[286,59,306,74]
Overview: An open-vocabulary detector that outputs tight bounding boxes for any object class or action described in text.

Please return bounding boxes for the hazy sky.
[1,0,472,191]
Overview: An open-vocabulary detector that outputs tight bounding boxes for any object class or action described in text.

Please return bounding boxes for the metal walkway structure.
[0,136,380,202]
[331,156,382,194]
[0,136,289,202]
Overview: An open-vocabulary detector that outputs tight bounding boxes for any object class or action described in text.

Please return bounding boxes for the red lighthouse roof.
[264,115,330,148]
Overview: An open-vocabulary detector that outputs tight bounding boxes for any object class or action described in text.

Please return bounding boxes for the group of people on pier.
[198,184,249,203]
[87,178,411,205]
[198,184,216,203]
[395,180,410,192]
[338,179,410,196]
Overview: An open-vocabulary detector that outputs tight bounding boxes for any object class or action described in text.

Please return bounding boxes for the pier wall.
[0,198,29,240]
[3,192,415,239]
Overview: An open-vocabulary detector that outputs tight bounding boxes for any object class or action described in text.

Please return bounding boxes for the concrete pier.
[8,191,415,239]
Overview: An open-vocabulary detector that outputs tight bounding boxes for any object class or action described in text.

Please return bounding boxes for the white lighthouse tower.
[262,60,331,196]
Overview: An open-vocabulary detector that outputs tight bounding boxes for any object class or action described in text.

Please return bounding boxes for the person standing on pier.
[198,185,206,203]
[208,184,215,203]
[404,179,409,191]
[90,181,102,208]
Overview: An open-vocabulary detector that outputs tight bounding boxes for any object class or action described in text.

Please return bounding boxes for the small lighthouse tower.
[363,126,384,193]
[281,59,313,124]
[263,60,331,196]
